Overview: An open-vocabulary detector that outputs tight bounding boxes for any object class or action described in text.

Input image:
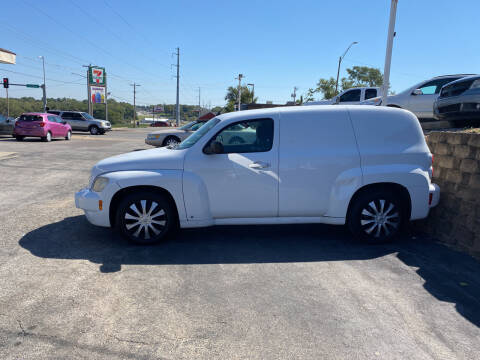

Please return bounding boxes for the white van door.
[278,108,361,217]
[184,117,279,218]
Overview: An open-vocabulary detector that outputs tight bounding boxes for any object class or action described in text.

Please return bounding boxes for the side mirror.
[334,96,340,104]
[62,121,67,125]
[412,89,423,95]
[203,141,224,155]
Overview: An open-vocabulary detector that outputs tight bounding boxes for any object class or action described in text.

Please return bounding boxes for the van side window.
[339,89,361,102]
[210,118,274,154]
[365,88,377,100]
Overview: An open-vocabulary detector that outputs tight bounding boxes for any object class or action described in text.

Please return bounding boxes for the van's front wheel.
[115,191,175,244]
[347,191,404,243]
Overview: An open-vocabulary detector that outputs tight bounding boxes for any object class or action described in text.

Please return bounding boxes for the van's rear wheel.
[115,191,175,244]
[347,190,404,243]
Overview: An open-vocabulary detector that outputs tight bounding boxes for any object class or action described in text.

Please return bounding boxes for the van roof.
[217,104,407,121]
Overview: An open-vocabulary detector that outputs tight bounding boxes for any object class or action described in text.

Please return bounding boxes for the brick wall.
[419,132,480,259]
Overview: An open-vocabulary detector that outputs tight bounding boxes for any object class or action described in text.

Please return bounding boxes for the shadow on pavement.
[19,215,480,327]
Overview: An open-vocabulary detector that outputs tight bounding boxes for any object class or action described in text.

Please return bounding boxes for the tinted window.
[209,118,274,154]
[71,113,84,120]
[19,115,43,122]
[339,89,361,102]
[48,111,60,115]
[365,88,377,100]
[61,112,74,119]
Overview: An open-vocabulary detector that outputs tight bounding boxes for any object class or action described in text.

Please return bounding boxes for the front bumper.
[429,183,440,208]
[145,138,164,147]
[434,94,480,120]
[75,188,112,227]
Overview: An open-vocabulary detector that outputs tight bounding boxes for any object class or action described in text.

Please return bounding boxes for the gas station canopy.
[0,48,16,64]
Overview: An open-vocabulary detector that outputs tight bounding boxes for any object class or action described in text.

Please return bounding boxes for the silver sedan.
[145,120,206,147]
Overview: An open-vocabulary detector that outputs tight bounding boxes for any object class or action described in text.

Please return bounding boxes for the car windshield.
[19,115,43,122]
[82,112,94,120]
[179,121,197,130]
[176,118,220,150]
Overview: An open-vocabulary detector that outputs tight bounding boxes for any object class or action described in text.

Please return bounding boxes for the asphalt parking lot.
[0,129,479,359]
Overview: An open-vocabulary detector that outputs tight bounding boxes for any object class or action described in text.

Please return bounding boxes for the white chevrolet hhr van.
[75,106,439,244]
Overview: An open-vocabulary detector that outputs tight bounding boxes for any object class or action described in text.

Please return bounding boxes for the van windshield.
[176,118,220,150]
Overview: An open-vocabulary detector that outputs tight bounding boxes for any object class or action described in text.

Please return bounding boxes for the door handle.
[249,161,270,169]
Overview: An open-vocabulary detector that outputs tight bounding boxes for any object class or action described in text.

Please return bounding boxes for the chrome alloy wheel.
[165,137,179,146]
[124,200,166,240]
[360,199,400,238]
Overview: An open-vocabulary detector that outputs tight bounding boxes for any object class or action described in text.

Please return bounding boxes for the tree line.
[0,97,204,124]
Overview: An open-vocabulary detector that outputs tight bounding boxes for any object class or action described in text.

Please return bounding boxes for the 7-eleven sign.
[88,66,105,86]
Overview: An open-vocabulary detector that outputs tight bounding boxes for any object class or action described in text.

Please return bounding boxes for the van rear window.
[19,115,43,122]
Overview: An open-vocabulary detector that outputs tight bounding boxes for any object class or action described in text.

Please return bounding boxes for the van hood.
[92,147,186,177]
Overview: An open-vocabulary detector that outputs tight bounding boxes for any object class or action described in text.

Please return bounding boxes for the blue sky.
[1,0,479,107]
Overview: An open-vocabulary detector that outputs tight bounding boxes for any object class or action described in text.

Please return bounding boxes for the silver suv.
[48,110,111,135]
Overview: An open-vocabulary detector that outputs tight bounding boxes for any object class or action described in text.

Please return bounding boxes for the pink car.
[14,113,72,142]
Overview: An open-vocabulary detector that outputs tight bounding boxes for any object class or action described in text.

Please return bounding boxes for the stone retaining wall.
[420,132,480,259]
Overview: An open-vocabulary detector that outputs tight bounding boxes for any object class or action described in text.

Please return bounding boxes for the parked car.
[150,121,170,127]
[434,75,480,121]
[14,113,72,142]
[0,115,16,136]
[145,120,206,147]
[47,110,111,135]
[304,87,381,105]
[76,105,439,245]
[361,74,474,120]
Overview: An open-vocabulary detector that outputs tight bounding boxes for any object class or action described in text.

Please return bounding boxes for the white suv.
[75,106,439,244]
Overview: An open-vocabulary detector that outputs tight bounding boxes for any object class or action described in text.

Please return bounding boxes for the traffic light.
[2,78,8,88]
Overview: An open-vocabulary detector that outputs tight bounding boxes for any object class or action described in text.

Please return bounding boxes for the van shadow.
[19,215,480,327]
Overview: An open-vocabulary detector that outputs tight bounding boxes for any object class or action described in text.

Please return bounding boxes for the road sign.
[88,66,106,86]
[26,84,40,88]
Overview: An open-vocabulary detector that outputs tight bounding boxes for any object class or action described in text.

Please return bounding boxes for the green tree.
[224,86,257,112]
[305,66,383,101]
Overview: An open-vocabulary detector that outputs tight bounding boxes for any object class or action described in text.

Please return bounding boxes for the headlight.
[92,176,109,192]
[470,79,480,89]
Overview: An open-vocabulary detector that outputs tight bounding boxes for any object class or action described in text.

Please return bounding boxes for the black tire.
[89,125,99,135]
[42,131,52,142]
[115,191,176,244]
[162,136,180,147]
[65,131,72,140]
[15,135,25,141]
[347,190,405,243]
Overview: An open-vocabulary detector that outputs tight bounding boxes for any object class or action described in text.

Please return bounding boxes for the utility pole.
[382,0,398,106]
[291,86,298,104]
[39,56,47,112]
[173,47,180,126]
[130,83,140,127]
[83,64,92,115]
[236,74,243,111]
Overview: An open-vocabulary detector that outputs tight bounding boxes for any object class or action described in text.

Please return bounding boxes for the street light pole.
[335,41,358,96]
[236,74,243,111]
[247,83,255,103]
[39,56,47,112]
[382,0,398,106]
